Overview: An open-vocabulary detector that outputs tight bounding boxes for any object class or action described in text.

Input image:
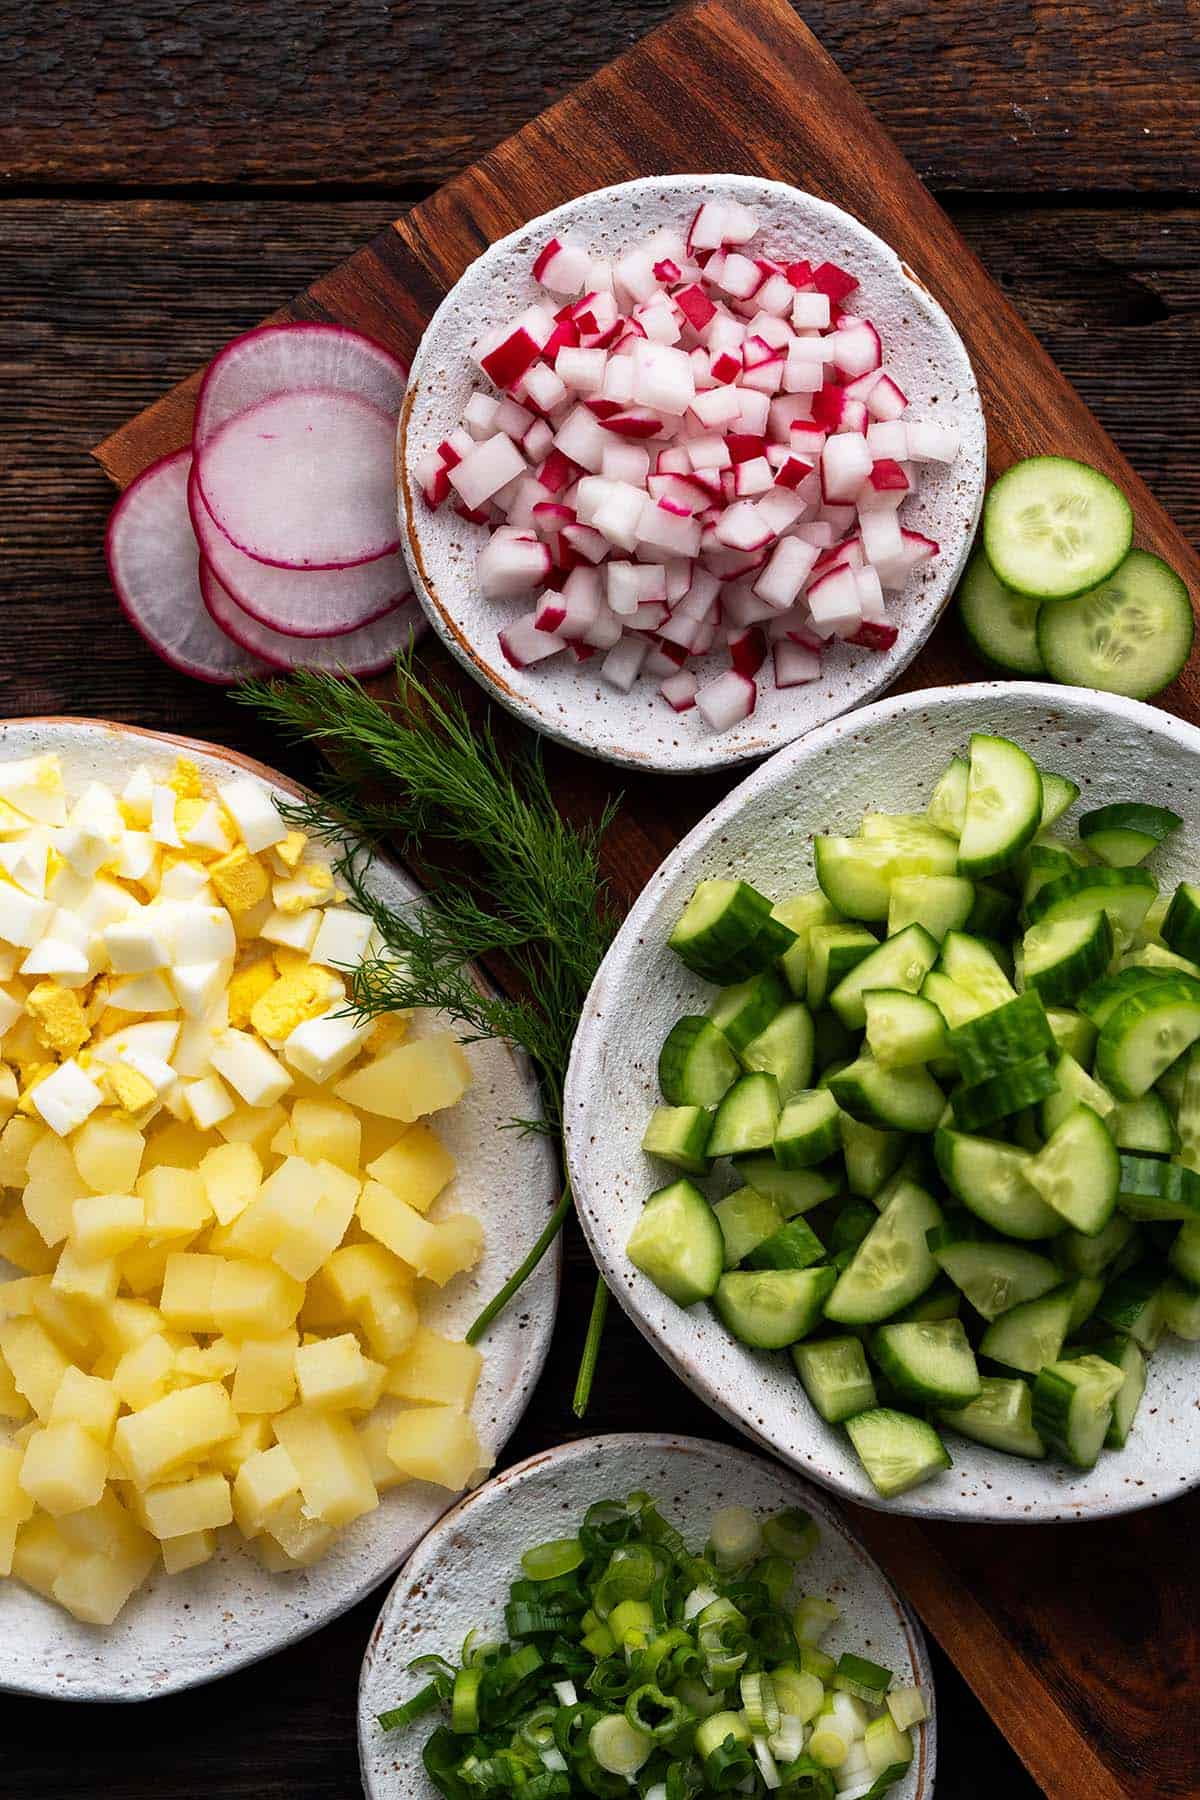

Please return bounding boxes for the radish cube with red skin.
[728,626,768,677]
[417,454,453,509]
[600,635,649,692]
[789,423,828,459]
[554,404,610,472]
[689,346,717,390]
[807,564,862,639]
[774,641,822,687]
[901,528,940,563]
[543,315,582,359]
[773,453,814,490]
[855,564,887,619]
[675,282,717,330]
[615,247,661,303]
[580,603,623,649]
[726,432,768,464]
[463,393,501,439]
[830,322,882,379]
[600,409,664,440]
[495,398,536,441]
[646,644,684,678]
[602,356,636,406]
[592,481,648,551]
[525,419,555,462]
[505,476,548,529]
[867,374,909,422]
[719,202,758,243]
[536,447,578,493]
[753,535,820,610]
[660,670,699,712]
[688,435,733,472]
[561,522,608,564]
[689,386,743,429]
[635,299,682,345]
[439,428,474,465]
[743,334,787,371]
[627,599,670,631]
[637,496,703,558]
[796,520,836,550]
[664,558,693,602]
[791,291,832,330]
[839,400,869,435]
[810,262,859,302]
[448,433,526,509]
[786,259,814,288]
[531,499,576,530]
[533,237,591,295]
[740,358,786,397]
[755,273,796,317]
[905,421,960,463]
[714,253,763,300]
[479,328,541,389]
[686,203,728,254]
[653,257,683,285]
[630,340,695,414]
[770,612,825,651]
[678,568,721,619]
[697,669,756,732]
[714,501,774,552]
[658,610,706,651]
[499,614,566,668]
[783,351,823,395]
[755,489,807,534]
[607,561,666,615]
[572,290,619,334]
[556,346,608,391]
[859,507,904,565]
[521,363,567,413]
[477,529,551,598]
[709,346,743,385]
[857,458,909,513]
[734,456,774,498]
[731,389,771,437]
[851,618,900,652]
[722,584,780,628]
[865,419,908,461]
[601,442,651,485]
[767,396,816,443]
[820,433,873,504]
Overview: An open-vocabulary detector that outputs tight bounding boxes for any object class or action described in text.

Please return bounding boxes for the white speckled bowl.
[397,174,985,773]
[358,1433,936,1799]
[564,683,1200,1522]
[0,717,559,1700]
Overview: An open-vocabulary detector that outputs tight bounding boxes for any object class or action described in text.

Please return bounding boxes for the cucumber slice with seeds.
[844,1408,952,1498]
[927,756,969,837]
[887,874,975,942]
[806,924,880,1010]
[1026,864,1158,935]
[872,1317,981,1405]
[1045,1007,1097,1065]
[708,971,788,1054]
[734,1156,840,1217]
[1026,1103,1119,1235]
[774,890,841,997]
[1095,978,1200,1099]
[1080,803,1182,869]
[791,1335,876,1423]
[928,1224,1061,1320]
[939,1376,1046,1459]
[1039,772,1081,832]
[1023,911,1113,1006]
[1080,1335,1147,1448]
[980,1285,1075,1374]
[707,1072,781,1157]
[714,1266,836,1349]
[936,1129,1063,1239]
[1078,966,1163,1027]
[829,924,939,1031]
[740,1002,815,1101]
[863,990,947,1069]
[1055,1212,1138,1279]
[958,735,1043,877]
[713,1187,783,1268]
[774,1088,842,1169]
[938,931,1016,1009]
[824,1181,941,1325]
[1094,1264,1167,1349]
[642,1104,714,1174]
[628,1179,724,1306]
[1109,1091,1178,1157]
[983,455,1134,600]
[830,1056,945,1133]
[659,1016,740,1108]
[839,1115,907,1200]
[1032,1355,1125,1468]
[1039,1051,1115,1137]
[957,551,1045,675]
[1037,548,1194,700]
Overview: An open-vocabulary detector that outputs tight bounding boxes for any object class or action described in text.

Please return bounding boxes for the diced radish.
[554,404,611,471]
[791,291,832,330]
[189,468,408,638]
[806,564,862,638]
[726,432,768,464]
[600,409,664,440]
[842,369,883,405]
[601,443,651,485]
[106,450,272,683]
[734,457,774,498]
[687,203,728,254]
[480,323,543,389]
[773,453,814,490]
[753,536,820,610]
[820,434,873,504]
[697,669,756,731]
[561,522,608,564]
[499,614,567,668]
[859,507,904,565]
[200,563,422,676]
[608,561,666,615]
[722,584,780,627]
[674,282,717,331]
[414,451,451,509]
[523,419,555,463]
[795,521,836,549]
[478,528,552,598]
[830,321,882,379]
[600,635,649,691]
[770,613,825,651]
[592,481,648,551]
[521,363,568,413]
[790,423,828,458]
[448,434,527,510]
[782,350,823,394]
[865,419,908,461]
[728,626,767,677]
[533,237,591,296]
[572,291,619,337]
[714,502,773,552]
[905,421,960,463]
[773,640,821,687]
[536,447,578,493]
[635,298,682,345]
[867,374,909,421]
[637,496,703,557]
[810,261,858,302]
[901,528,940,563]
[630,340,695,414]
[556,346,608,391]
[531,500,577,532]
[689,386,743,429]
[464,393,501,438]
[627,599,671,630]
[660,670,699,711]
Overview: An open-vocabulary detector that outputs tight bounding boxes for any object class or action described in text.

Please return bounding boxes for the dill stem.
[466,1175,574,1346]
[572,1275,610,1419]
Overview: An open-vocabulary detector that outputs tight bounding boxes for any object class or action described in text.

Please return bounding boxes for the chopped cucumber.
[872,1317,981,1405]
[939,1376,1046,1459]
[659,1015,740,1108]
[773,890,841,997]
[1109,1090,1178,1156]
[713,1187,783,1268]
[824,1181,941,1326]
[707,1072,781,1158]
[642,1104,714,1175]
[774,1088,842,1168]
[937,931,1016,1009]
[830,1056,945,1133]
[956,550,1045,675]
[1093,1264,1166,1351]
[668,878,786,982]
[948,991,1055,1084]
[806,923,879,1010]
[950,1053,1058,1131]
[829,924,939,1031]
[958,734,1043,877]
[791,1335,877,1423]
[927,756,969,837]
[1162,881,1200,966]
[1037,548,1194,700]
[844,1408,952,1498]
[714,1266,836,1349]
[708,970,788,1054]
[980,1285,1075,1374]
[928,1223,1061,1320]
[887,873,975,941]
[1082,1335,1147,1448]
[935,1129,1063,1240]
[1039,1051,1114,1138]
[1026,1104,1119,1236]
[839,1114,907,1200]
[863,990,948,1069]
[1025,864,1158,935]
[983,454,1134,600]
[747,1216,825,1272]
[628,1180,724,1306]
[1023,911,1113,1006]
[1095,979,1200,1099]
[1039,772,1082,832]
[1032,1355,1125,1469]
[1116,1153,1200,1224]
[735,1155,840,1217]
[1079,802,1182,869]
[740,1002,815,1101]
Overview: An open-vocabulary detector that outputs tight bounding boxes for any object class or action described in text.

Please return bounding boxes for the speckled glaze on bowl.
[564,683,1200,1522]
[0,718,559,1701]
[397,174,985,773]
[358,1433,936,1799]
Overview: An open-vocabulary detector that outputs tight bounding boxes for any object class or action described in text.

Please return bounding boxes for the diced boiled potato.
[0,1116,43,1186]
[174,1338,238,1382]
[226,1155,357,1283]
[0,1316,70,1418]
[0,1206,56,1273]
[231,1443,301,1538]
[49,1365,119,1443]
[231,1332,298,1415]
[142,1470,233,1539]
[119,1240,174,1297]
[11,1513,73,1598]
[209,1414,273,1477]
[334,1035,471,1121]
[386,1328,482,1411]
[162,1528,216,1574]
[51,1242,121,1307]
[22,1135,88,1246]
[18,1420,109,1515]
[93,1296,165,1356]
[365,1123,456,1213]
[71,1190,144,1262]
[214,1101,287,1151]
[290,1099,361,1173]
[198,1140,261,1225]
[295,1333,385,1412]
[30,1283,97,1362]
[112,1334,177,1410]
[356,1183,436,1271]
[159,1252,222,1332]
[212,1259,305,1339]
[139,1119,214,1172]
[55,1485,147,1559]
[52,1542,157,1625]
[272,1405,378,1527]
[0,1346,31,1422]
[0,1442,35,1574]
[386,1406,490,1491]
[113,1381,238,1488]
[72,1113,145,1194]
[325,1242,419,1361]
[420,1215,485,1287]
[137,1165,212,1242]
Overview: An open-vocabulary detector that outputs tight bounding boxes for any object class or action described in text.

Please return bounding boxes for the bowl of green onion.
[358,1433,934,1800]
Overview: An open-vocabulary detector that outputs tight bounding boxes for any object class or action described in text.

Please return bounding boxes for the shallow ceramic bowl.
[0,717,559,1700]
[564,682,1200,1521]
[358,1433,936,1799]
[397,174,985,773]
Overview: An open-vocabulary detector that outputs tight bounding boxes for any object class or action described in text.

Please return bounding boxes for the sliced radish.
[194,321,405,445]
[187,468,407,638]
[105,451,271,684]
[200,563,421,676]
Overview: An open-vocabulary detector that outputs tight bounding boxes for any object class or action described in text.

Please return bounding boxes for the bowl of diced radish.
[398,176,985,771]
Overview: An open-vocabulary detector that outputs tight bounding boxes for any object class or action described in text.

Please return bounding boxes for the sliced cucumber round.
[1079,802,1182,870]
[863,990,948,1070]
[1023,911,1113,1006]
[983,455,1133,601]
[956,551,1045,675]
[1026,863,1158,936]
[958,734,1043,877]
[829,1056,945,1133]
[1036,548,1194,700]
[979,1285,1074,1374]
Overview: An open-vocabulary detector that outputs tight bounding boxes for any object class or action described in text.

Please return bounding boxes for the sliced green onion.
[377,1678,445,1732]
[624,1681,692,1743]
[799,1643,837,1682]
[607,1597,655,1648]
[521,1536,586,1581]
[885,1684,928,1731]
[552,1678,578,1707]
[709,1503,762,1570]
[864,1713,913,1777]
[754,1553,796,1608]
[682,1583,719,1621]
[751,1734,782,1790]
[794,1595,840,1646]
[740,1670,781,1736]
[762,1506,820,1563]
[770,1753,836,1800]
[768,1713,807,1763]
[518,1703,558,1752]
[772,1665,825,1724]
[580,1623,615,1657]
[505,1600,574,1638]
[589,1713,653,1775]
[833,1652,892,1705]
[808,1725,849,1769]
[675,1674,727,1722]
[449,1665,481,1734]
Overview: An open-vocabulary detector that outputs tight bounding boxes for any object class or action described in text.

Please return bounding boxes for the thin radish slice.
[200,562,424,676]
[194,321,406,445]
[195,389,401,570]
[187,466,407,638]
[104,450,272,685]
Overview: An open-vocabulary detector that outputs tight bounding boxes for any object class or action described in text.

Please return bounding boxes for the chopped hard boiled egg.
[0,750,488,1626]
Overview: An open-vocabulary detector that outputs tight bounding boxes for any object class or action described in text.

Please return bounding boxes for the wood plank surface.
[2,0,1195,1792]
[6,0,1199,194]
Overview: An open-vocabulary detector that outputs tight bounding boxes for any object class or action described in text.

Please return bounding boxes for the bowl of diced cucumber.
[565,681,1200,1520]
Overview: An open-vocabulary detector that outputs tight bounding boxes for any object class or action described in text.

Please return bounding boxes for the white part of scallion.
[709,1504,763,1570]
[589,1714,652,1776]
[886,1684,928,1730]
[683,1583,719,1621]
[768,1715,807,1763]
[540,1748,568,1773]
[552,1679,577,1708]
[753,1735,783,1790]
[794,1594,840,1645]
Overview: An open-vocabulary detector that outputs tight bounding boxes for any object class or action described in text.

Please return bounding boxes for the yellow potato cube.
[23,1135,89,1246]
[263,1493,337,1565]
[209,1413,273,1477]
[0,1274,40,1321]
[0,1347,31,1423]
[0,1442,35,1575]
[272,1405,378,1527]
[334,1034,472,1121]
[19,1420,109,1515]
[421,1215,485,1287]
[51,1242,121,1307]
[357,1114,412,1166]
[119,1241,175,1297]
[71,1190,145,1261]
[49,1366,119,1443]
[161,1528,216,1574]
[215,1100,288,1151]
[140,1119,214,1172]
[386,1328,482,1411]
[72,1112,146,1194]
[356,1408,410,1492]
[11,1513,73,1598]
[0,1206,57,1273]
[55,1486,148,1559]
[198,1140,262,1225]
[112,1333,176,1411]
[386,1406,490,1492]
[231,1443,301,1537]
[113,1381,238,1488]
[295,1333,384,1412]
[297,1268,345,1333]
[94,1296,165,1356]
[357,1181,435,1271]
[159,1252,222,1331]
[52,1542,157,1625]
[227,1155,358,1283]
[366,1123,456,1213]
[142,1470,233,1539]
[30,1283,97,1362]
[290,1098,361,1173]
[0,1316,70,1418]
[137,1165,212,1241]
[0,1115,42,1186]
[231,1331,297,1415]
[174,1338,238,1382]
[227,956,277,1029]
[213,1258,305,1339]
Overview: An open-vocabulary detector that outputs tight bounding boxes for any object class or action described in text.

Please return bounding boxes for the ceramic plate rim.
[0,715,560,1700]
[396,172,986,773]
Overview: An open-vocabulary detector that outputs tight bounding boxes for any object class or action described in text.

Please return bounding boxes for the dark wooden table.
[2,2,1198,1794]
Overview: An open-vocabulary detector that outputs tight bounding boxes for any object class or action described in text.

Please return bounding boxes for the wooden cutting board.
[93,0,1199,1793]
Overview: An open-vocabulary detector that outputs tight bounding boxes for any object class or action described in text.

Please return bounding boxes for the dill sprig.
[239,657,619,1408]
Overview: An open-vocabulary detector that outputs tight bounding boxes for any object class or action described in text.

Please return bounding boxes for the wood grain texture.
[5,0,1199,194]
